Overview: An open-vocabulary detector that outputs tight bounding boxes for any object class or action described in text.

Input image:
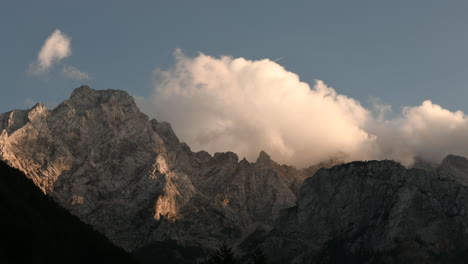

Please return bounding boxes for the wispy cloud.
[62,65,91,80]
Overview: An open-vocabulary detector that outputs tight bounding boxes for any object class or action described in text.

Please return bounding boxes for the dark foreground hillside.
[0,161,138,264]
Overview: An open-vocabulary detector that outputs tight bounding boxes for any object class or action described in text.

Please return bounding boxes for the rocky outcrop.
[245,159,468,263]
[0,86,326,253]
[437,155,468,186]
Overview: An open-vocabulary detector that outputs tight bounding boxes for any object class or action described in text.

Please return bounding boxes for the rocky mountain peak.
[440,154,468,166]
[213,151,239,162]
[31,102,47,111]
[0,85,312,253]
[438,154,468,185]
[67,85,138,114]
[0,110,27,135]
[4,85,468,263]
[28,102,49,121]
[256,150,273,165]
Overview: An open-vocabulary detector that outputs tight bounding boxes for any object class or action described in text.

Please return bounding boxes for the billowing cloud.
[138,50,468,167]
[30,29,71,74]
[140,50,376,167]
[367,101,468,165]
[62,65,91,80]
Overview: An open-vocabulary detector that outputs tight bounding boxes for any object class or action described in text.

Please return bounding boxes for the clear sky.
[1,0,468,113]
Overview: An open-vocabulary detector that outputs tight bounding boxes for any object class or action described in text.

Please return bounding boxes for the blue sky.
[1,0,468,113]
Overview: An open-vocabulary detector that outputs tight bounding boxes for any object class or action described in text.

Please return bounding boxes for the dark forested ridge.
[0,161,138,264]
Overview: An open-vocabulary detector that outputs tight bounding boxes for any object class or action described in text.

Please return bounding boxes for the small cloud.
[30,29,71,74]
[62,65,91,80]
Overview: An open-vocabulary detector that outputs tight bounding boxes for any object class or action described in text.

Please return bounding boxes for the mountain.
[0,160,137,263]
[0,86,333,261]
[4,86,468,263]
[242,158,468,263]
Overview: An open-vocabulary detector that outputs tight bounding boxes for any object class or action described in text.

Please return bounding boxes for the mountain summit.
[0,86,316,254]
[4,86,468,263]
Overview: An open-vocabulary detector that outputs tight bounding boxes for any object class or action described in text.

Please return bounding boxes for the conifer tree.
[209,242,237,264]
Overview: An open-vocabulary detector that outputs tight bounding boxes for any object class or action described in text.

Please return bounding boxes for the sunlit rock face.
[0,85,324,251]
[5,85,468,263]
[247,159,468,263]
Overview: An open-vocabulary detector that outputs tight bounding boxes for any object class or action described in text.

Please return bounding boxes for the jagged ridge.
[244,159,468,263]
[0,86,331,257]
[6,86,468,263]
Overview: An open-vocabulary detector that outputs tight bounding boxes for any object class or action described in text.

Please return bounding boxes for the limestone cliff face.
[4,86,468,263]
[0,86,317,251]
[248,159,468,264]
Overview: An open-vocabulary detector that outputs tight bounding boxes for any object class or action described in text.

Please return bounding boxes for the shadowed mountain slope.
[243,159,468,263]
[0,161,138,264]
[0,86,333,260]
[7,86,468,263]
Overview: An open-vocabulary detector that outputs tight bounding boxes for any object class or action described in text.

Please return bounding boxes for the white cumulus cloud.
[138,50,468,167]
[367,100,468,165]
[29,29,90,80]
[30,29,71,74]
[140,50,377,167]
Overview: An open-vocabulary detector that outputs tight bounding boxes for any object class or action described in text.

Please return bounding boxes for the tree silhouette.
[208,241,237,264]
